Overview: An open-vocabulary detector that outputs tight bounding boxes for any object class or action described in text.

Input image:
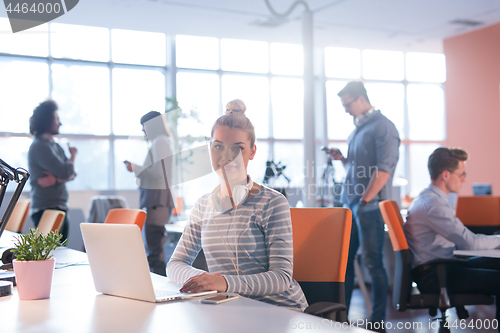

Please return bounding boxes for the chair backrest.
[5,199,30,233]
[455,196,500,227]
[104,209,147,231]
[291,207,352,307]
[172,196,184,216]
[37,210,66,235]
[379,200,408,251]
[87,195,129,224]
[379,200,412,311]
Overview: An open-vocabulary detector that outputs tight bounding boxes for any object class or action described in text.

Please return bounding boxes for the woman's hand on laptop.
[180,272,227,293]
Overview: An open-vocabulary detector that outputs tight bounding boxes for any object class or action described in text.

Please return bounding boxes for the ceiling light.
[249,17,288,28]
[449,19,483,26]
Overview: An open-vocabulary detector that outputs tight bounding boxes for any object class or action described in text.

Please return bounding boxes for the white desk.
[165,220,187,234]
[0,230,18,247]
[453,249,500,258]
[0,231,367,333]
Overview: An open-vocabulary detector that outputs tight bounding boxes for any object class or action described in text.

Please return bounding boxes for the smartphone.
[199,294,239,304]
[321,146,340,155]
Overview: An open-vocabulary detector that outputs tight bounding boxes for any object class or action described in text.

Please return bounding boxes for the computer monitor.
[472,183,492,196]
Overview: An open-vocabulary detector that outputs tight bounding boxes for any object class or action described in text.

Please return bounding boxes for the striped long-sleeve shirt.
[167,186,308,310]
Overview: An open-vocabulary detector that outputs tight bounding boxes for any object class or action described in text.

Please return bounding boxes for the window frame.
[0,26,446,199]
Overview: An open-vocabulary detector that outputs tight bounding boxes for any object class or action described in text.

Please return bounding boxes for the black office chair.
[291,208,352,322]
[379,200,494,333]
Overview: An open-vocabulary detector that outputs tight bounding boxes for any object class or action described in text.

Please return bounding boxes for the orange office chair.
[291,207,352,322]
[455,196,500,235]
[5,199,30,233]
[36,209,66,235]
[172,196,184,216]
[379,200,494,333]
[104,208,147,231]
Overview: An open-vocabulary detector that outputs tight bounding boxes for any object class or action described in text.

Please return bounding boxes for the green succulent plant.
[11,228,68,261]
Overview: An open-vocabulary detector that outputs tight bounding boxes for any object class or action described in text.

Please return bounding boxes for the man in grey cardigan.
[124,111,175,276]
[28,100,77,241]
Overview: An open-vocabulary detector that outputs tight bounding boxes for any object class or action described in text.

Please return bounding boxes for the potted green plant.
[11,228,67,300]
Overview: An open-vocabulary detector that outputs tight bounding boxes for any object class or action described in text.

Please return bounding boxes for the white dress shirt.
[404,184,500,268]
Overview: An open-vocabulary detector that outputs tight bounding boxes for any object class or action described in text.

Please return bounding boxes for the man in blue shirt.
[405,147,500,322]
[330,81,400,330]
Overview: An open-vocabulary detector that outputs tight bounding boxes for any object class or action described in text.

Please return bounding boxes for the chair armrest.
[423,258,467,308]
[424,258,467,288]
[425,258,467,266]
[305,302,347,321]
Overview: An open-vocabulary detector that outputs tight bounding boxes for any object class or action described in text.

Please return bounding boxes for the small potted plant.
[11,228,67,300]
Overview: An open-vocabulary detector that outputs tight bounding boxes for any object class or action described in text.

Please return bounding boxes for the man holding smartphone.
[124,111,175,276]
[329,81,400,331]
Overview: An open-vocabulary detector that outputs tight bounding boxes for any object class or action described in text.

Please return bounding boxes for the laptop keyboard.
[154,289,181,298]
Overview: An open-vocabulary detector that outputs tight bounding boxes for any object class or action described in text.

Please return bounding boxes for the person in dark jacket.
[28,100,77,241]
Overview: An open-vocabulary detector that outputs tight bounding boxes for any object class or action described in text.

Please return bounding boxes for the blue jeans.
[344,200,388,322]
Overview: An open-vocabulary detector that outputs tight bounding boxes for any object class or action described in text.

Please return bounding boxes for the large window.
[176,72,219,138]
[0,23,168,191]
[221,75,269,139]
[175,36,306,204]
[271,78,304,140]
[51,63,111,135]
[50,23,109,62]
[111,29,166,66]
[112,68,166,136]
[0,24,446,203]
[0,18,48,56]
[220,39,268,73]
[0,58,49,133]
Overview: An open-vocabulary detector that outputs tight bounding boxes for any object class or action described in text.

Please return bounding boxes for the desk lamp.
[0,159,29,293]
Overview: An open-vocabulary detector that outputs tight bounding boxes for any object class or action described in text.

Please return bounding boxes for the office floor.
[349,288,497,332]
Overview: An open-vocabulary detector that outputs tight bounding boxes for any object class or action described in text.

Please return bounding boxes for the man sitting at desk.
[405,147,500,322]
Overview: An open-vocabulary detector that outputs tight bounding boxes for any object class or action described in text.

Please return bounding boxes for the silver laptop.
[80,223,216,303]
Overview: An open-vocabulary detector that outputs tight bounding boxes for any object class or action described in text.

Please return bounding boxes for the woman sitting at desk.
[167,113,308,311]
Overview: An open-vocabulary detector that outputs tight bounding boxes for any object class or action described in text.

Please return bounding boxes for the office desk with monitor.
[453,249,500,258]
[0,231,368,333]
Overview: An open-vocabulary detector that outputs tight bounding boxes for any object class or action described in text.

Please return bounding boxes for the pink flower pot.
[13,258,55,300]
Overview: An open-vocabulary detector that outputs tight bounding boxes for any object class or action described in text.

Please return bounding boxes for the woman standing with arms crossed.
[28,100,77,241]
